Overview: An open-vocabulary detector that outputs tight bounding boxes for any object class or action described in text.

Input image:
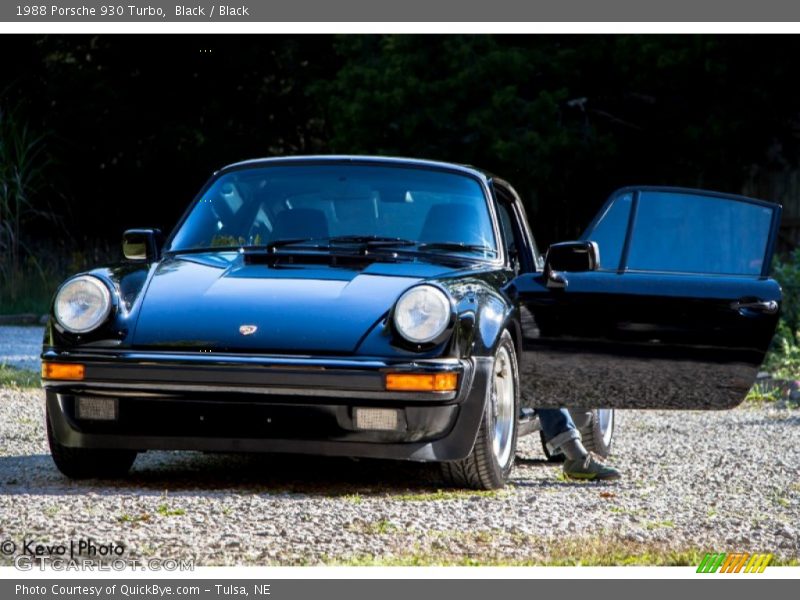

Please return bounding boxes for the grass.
[770,490,792,508]
[0,365,39,388]
[746,386,784,405]
[322,535,800,567]
[156,504,187,517]
[644,520,675,530]
[0,280,55,315]
[745,377,800,408]
[347,519,402,535]
[119,505,186,522]
[392,488,512,502]
[608,506,646,516]
[118,513,151,524]
[0,241,117,317]
[326,553,800,567]
[335,488,513,503]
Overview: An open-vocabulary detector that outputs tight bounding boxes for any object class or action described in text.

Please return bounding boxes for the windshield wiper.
[264,237,326,249]
[168,239,328,254]
[326,235,417,247]
[416,242,498,256]
[169,239,496,261]
[255,236,418,251]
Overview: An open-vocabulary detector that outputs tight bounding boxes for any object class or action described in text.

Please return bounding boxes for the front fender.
[44,262,157,350]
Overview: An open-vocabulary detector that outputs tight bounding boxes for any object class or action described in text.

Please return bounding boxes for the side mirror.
[122,229,162,262]
[543,240,600,288]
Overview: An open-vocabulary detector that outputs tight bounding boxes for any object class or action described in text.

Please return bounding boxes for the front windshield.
[168,163,497,258]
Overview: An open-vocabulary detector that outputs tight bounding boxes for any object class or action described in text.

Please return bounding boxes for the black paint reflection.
[515,271,781,410]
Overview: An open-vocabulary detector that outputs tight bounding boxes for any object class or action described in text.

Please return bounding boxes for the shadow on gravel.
[515,456,556,466]
[511,478,618,489]
[728,415,800,427]
[0,450,556,498]
[0,452,442,497]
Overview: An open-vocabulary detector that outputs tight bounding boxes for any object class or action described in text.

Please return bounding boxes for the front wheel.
[441,331,519,490]
[47,408,137,479]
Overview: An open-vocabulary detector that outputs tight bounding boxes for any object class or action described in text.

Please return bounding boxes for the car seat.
[271,208,330,241]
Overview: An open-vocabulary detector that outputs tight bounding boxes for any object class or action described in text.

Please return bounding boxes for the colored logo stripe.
[697,552,772,573]
[697,553,725,573]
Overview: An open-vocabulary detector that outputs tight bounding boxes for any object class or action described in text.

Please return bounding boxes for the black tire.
[540,409,615,461]
[47,409,137,479]
[441,331,519,490]
[580,408,615,457]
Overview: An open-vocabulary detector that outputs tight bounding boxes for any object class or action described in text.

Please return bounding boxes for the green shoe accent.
[563,452,621,481]
[565,472,597,480]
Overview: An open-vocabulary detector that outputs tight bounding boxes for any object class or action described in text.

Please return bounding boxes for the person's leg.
[537,408,587,460]
[537,408,621,480]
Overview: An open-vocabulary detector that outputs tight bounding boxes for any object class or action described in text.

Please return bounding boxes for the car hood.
[131,253,457,353]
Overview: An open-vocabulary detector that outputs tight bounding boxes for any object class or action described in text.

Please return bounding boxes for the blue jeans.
[537,408,581,453]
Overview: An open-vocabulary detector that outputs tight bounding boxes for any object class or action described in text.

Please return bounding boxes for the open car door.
[512,187,782,409]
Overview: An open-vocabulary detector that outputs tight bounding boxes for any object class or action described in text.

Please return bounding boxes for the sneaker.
[563,452,621,481]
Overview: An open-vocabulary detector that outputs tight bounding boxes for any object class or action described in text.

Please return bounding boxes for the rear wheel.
[540,408,615,461]
[47,407,137,479]
[441,331,519,490]
[582,408,615,456]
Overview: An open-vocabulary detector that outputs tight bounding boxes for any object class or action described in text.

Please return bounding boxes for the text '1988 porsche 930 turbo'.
[41,156,782,489]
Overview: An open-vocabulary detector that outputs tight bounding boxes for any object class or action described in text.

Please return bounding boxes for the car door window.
[495,201,521,273]
[626,191,774,276]
[583,193,633,271]
[496,203,517,253]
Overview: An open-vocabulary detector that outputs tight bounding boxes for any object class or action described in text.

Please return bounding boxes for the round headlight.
[54,276,112,334]
[393,285,452,344]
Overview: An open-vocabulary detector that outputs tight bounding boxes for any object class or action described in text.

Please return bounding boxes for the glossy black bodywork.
[42,158,783,460]
[512,272,781,409]
[513,186,782,409]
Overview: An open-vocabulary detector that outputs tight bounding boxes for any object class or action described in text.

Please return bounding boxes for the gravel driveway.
[0,326,43,371]
[0,386,797,566]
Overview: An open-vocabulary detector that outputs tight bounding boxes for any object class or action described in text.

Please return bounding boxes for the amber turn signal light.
[41,363,85,381]
[385,372,458,392]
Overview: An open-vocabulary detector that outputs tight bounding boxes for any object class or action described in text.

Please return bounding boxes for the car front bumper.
[42,350,492,462]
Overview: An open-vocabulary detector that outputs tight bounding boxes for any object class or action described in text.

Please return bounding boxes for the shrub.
[765,248,800,379]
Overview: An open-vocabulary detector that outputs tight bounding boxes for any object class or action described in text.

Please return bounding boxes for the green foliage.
[0,102,55,312]
[117,513,151,524]
[773,248,800,334]
[0,365,40,388]
[392,488,510,502]
[765,249,800,379]
[2,35,800,251]
[315,36,602,241]
[323,536,799,566]
[316,35,800,244]
[156,504,186,517]
[746,385,784,405]
[0,238,116,315]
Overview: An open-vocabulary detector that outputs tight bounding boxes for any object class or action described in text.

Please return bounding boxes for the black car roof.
[218,155,492,182]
